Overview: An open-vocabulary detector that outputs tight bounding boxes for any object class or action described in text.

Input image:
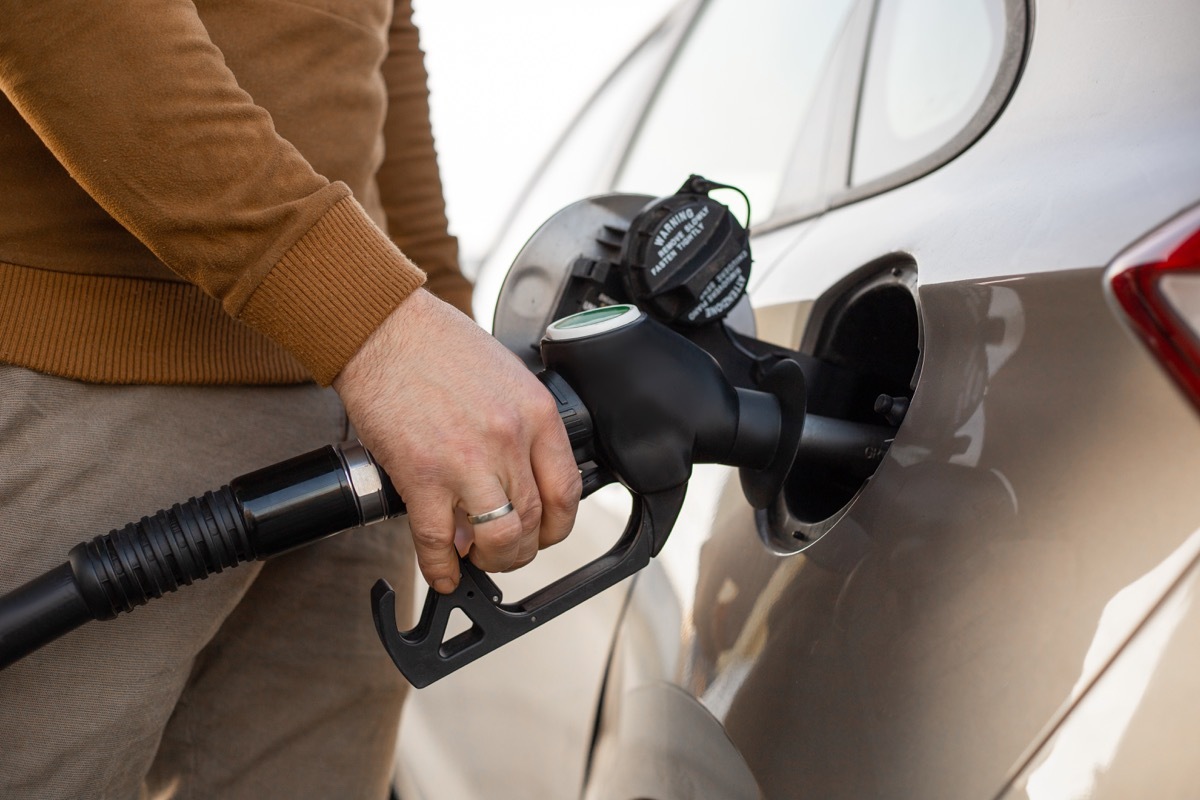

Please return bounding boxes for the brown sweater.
[0,0,472,386]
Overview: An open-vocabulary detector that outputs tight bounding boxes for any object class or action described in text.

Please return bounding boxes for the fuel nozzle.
[371,305,807,687]
[541,305,804,534]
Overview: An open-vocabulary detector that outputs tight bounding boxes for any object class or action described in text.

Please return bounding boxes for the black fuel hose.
[0,444,403,670]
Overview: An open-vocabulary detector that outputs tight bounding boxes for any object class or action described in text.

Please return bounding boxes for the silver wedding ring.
[467,500,515,525]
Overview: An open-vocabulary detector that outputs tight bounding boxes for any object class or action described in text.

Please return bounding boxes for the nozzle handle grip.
[539,370,594,462]
[371,484,687,688]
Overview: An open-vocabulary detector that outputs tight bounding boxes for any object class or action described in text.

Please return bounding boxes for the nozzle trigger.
[372,485,686,688]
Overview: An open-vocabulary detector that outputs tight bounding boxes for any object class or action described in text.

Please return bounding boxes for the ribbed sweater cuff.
[240,196,427,385]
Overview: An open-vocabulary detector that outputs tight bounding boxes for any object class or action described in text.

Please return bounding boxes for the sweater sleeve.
[378,0,475,318]
[0,0,426,385]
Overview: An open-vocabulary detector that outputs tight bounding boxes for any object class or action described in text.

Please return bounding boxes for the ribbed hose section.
[69,487,255,620]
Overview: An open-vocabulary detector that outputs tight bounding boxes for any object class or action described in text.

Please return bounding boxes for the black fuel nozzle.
[373,305,806,687]
[539,305,800,533]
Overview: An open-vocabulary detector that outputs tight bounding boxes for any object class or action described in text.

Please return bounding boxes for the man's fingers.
[504,485,543,571]
[407,496,461,594]
[531,425,582,549]
[462,478,528,573]
[503,540,539,573]
[466,509,524,573]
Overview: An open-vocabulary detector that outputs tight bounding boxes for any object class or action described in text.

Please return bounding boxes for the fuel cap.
[619,175,751,328]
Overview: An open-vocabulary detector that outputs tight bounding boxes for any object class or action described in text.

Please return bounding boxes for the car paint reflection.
[597,269,1200,799]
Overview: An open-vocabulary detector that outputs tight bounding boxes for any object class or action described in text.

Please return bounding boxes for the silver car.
[399,0,1200,797]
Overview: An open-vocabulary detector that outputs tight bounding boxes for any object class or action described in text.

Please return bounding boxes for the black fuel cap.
[619,175,751,328]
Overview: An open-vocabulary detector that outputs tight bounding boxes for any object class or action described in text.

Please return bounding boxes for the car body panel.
[583,680,762,800]
[591,268,1200,799]
[583,0,1200,796]
[998,529,1200,799]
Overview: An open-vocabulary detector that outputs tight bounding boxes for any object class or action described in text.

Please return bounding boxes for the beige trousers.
[0,365,415,799]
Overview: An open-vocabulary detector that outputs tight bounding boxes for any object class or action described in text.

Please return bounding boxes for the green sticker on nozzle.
[555,305,632,329]
[545,304,642,341]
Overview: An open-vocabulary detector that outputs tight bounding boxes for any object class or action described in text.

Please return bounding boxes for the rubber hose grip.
[69,487,255,620]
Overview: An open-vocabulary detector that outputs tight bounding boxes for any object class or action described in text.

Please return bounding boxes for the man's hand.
[333,289,582,593]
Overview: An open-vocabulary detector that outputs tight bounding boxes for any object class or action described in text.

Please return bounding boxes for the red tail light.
[1106,204,1200,414]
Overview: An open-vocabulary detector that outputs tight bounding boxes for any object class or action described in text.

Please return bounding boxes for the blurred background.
[413,0,676,273]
